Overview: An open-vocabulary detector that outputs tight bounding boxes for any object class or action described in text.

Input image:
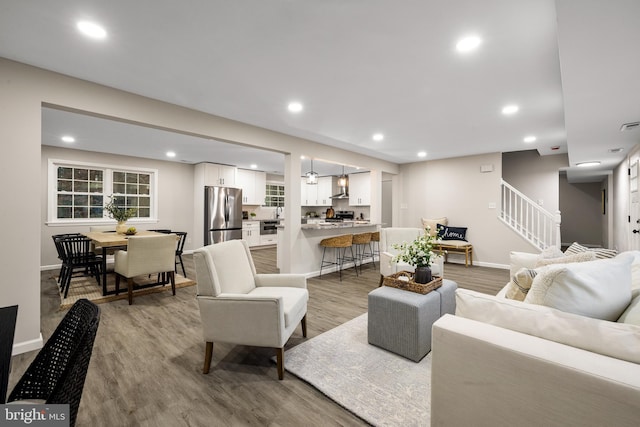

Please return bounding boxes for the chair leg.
[178,255,186,277]
[319,247,326,278]
[301,315,307,338]
[127,278,134,305]
[169,271,176,295]
[379,274,384,287]
[115,274,121,295]
[276,347,285,380]
[203,342,213,374]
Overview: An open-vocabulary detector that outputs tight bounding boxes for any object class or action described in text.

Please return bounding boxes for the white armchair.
[114,234,177,305]
[193,239,308,380]
[379,227,444,285]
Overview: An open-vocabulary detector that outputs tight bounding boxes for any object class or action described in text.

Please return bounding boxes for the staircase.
[499,179,561,250]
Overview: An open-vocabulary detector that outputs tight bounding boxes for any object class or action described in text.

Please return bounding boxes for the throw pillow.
[504,267,538,301]
[564,241,617,259]
[421,217,447,237]
[539,246,564,259]
[617,290,640,326]
[524,256,632,321]
[437,224,467,241]
[455,288,640,365]
[614,251,640,290]
[534,251,596,267]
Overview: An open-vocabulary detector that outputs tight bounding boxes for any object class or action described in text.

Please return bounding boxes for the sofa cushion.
[437,225,467,241]
[564,241,617,259]
[504,267,538,301]
[534,251,596,267]
[524,256,632,321]
[617,290,640,326]
[249,287,308,327]
[509,251,540,278]
[421,217,447,237]
[615,250,640,290]
[455,288,640,364]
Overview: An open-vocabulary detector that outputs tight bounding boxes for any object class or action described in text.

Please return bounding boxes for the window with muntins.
[49,159,157,224]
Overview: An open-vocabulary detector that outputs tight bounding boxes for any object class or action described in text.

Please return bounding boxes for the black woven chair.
[59,236,103,298]
[8,299,100,427]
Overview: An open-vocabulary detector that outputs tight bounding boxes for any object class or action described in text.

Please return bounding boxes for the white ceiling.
[2,0,639,180]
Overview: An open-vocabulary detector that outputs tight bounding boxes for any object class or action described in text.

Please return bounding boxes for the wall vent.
[620,121,640,131]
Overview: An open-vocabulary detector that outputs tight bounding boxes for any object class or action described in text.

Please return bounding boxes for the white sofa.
[431,249,640,427]
[379,227,444,285]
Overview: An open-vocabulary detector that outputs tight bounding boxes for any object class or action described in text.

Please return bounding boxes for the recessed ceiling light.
[166,151,176,158]
[501,104,519,115]
[523,135,537,143]
[250,164,258,169]
[77,21,107,40]
[372,133,384,141]
[61,135,75,143]
[576,161,601,168]
[287,102,303,113]
[417,151,427,158]
[456,36,482,52]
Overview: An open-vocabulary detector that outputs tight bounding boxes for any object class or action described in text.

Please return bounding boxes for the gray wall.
[41,145,195,268]
[558,173,603,247]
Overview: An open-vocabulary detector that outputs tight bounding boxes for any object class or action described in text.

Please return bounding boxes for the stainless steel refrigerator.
[204,186,243,245]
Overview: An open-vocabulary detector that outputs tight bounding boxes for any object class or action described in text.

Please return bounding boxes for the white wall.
[396,153,534,267]
[41,146,195,268]
[612,147,632,252]
[502,150,569,214]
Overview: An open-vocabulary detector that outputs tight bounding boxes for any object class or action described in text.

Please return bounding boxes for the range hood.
[331,168,349,199]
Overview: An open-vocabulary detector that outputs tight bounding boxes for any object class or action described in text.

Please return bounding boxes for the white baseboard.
[13,333,43,356]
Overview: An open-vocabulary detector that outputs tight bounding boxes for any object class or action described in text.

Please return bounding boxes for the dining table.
[83,230,166,296]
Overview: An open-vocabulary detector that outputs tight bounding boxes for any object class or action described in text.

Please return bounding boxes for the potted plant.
[104,196,138,234]
[391,226,442,283]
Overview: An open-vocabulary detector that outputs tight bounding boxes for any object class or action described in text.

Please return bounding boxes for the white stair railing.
[499,179,561,250]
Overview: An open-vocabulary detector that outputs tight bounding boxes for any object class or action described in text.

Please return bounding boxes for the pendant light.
[306,159,318,184]
[337,165,348,188]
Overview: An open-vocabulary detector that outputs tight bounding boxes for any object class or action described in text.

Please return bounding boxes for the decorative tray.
[383,271,443,295]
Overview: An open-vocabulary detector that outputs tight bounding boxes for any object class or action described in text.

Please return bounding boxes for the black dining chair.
[174,231,188,276]
[52,233,82,290]
[59,236,103,298]
[8,299,100,427]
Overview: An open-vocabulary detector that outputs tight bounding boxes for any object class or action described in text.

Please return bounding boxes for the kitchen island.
[276,221,380,275]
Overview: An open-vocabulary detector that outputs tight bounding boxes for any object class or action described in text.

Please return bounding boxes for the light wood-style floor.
[10,248,508,426]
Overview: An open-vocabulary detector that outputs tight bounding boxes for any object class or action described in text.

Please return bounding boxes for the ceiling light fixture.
[372,133,384,141]
[417,151,427,158]
[337,165,348,187]
[456,36,482,52]
[305,159,318,184]
[576,161,601,168]
[523,135,537,143]
[166,151,176,158]
[502,105,519,115]
[61,135,75,143]
[250,164,258,169]
[76,21,107,40]
[288,102,303,113]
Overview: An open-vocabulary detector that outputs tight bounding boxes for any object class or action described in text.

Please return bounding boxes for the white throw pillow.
[456,288,640,364]
[617,290,640,326]
[564,241,617,259]
[524,257,632,321]
[504,267,538,301]
[615,251,640,290]
[534,251,596,267]
[421,217,447,237]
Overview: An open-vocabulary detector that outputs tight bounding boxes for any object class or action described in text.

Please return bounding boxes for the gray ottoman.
[368,279,457,362]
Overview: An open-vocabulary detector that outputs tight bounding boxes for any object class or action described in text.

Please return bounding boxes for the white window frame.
[47,159,159,226]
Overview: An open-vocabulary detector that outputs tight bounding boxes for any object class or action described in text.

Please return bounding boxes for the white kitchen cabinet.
[301,177,318,206]
[237,169,266,205]
[349,172,371,206]
[202,163,236,187]
[242,221,261,247]
[260,234,278,245]
[316,176,333,206]
[301,176,332,206]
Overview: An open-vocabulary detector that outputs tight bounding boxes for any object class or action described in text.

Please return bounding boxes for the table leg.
[102,247,108,296]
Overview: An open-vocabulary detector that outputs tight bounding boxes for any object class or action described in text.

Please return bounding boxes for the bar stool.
[319,234,357,281]
[371,231,380,261]
[352,232,375,273]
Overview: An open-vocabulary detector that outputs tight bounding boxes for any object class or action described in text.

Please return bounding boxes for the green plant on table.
[391,226,442,268]
[104,196,137,222]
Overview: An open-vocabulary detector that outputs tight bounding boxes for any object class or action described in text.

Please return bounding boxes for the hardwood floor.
[10,248,508,426]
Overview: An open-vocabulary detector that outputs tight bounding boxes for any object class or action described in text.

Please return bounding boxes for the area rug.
[57,272,196,309]
[283,313,431,426]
